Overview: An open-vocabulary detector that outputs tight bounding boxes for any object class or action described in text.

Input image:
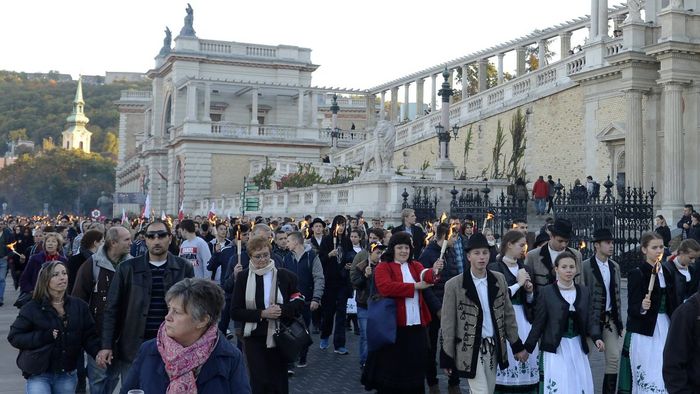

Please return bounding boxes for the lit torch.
[333,224,340,249]
[424,221,434,246]
[7,241,21,257]
[645,253,663,303]
[439,212,448,224]
[236,224,242,268]
[482,212,494,232]
[579,240,586,251]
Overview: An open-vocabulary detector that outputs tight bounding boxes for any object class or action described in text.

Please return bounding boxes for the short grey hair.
[165,278,225,327]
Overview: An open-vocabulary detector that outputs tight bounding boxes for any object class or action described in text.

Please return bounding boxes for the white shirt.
[399,263,421,326]
[353,245,362,253]
[548,246,562,265]
[561,288,576,311]
[149,259,167,267]
[262,271,273,308]
[675,260,692,282]
[471,271,494,337]
[595,257,612,311]
[657,268,667,288]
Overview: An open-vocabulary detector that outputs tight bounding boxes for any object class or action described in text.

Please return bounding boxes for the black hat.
[592,228,614,242]
[465,233,490,252]
[549,218,573,239]
[535,232,550,248]
[310,217,326,228]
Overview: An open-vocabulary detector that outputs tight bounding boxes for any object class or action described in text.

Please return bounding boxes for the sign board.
[91,209,101,218]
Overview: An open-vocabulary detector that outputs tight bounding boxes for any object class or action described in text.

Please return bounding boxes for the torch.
[236,224,242,269]
[440,224,456,260]
[644,254,663,304]
[333,224,339,249]
[482,212,494,232]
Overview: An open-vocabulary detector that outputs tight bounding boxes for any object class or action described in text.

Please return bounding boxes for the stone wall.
[210,154,251,196]
[392,86,620,186]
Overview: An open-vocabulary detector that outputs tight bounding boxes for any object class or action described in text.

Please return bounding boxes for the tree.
[8,128,27,141]
[102,131,119,158]
[526,39,555,72]
[0,149,115,215]
[488,120,507,179]
[456,64,514,99]
[251,157,276,190]
[461,125,474,178]
[506,109,527,181]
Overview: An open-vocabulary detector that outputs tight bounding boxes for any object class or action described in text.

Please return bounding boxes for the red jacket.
[532,179,549,199]
[374,260,437,327]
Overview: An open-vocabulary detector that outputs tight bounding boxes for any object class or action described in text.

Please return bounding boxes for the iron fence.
[401,187,438,223]
[552,176,656,277]
[448,184,527,237]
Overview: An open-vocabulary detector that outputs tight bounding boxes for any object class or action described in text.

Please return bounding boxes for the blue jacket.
[121,333,251,394]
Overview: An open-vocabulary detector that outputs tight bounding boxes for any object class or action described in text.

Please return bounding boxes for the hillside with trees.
[0,70,150,157]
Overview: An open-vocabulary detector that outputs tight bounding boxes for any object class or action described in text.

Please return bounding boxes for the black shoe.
[287,369,295,377]
[0,301,4,307]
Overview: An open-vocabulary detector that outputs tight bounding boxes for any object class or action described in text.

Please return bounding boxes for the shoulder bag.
[272,276,313,363]
[366,263,397,352]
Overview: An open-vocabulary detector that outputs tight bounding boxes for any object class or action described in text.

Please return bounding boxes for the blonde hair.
[43,232,65,248]
[33,261,66,301]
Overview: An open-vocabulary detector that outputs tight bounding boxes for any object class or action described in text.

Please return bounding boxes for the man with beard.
[97,220,194,384]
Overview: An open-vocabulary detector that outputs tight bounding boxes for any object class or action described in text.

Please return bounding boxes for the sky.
[1,0,625,90]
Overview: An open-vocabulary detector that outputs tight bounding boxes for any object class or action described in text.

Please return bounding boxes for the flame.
[486,212,494,221]
[304,227,309,238]
[448,224,457,240]
[333,224,340,237]
[425,230,434,246]
[166,216,173,229]
[439,212,448,224]
[579,240,586,250]
[7,241,17,252]
[523,243,528,256]
[236,224,242,241]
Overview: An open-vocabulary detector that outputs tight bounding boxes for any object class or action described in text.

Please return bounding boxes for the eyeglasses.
[145,231,170,239]
[250,252,270,260]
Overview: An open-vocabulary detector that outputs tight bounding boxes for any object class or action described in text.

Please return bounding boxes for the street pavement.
[0,279,627,394]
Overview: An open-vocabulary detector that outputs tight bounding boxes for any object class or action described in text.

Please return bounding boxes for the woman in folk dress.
[618,232,676,394]
[487,230,538,394]
[524,252,603,394]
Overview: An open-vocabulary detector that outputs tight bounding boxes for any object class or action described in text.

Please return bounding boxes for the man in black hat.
[525,217,582,291]
[440,233,526,393]
[582,228,622,394]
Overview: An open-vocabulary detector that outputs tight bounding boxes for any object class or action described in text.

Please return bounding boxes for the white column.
[251,88,259,125]
[403,82,410,120]
[203,83,211,122]
[560,32,572,57]
[598,0,609,39]
[624,89,644,187]
[310,92,318,127]
[646,0,658,23]
[497,54,504,84]
[478,59,489,92]
[590,0,600,41]
[391,86,399,122]
[415,79,424,117]
[663,83,685,207]
[461,64,469,98]
[379,91,386,120]
[297,89,305,127]
[185,83,197,122]
[516,47,527,76]
[431,74,437,111]
[367,94,377,128]
[537,40,547,68]
[448,69,454,103]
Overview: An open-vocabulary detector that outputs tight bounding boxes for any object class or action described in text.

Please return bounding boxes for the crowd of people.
[0,206,699,393]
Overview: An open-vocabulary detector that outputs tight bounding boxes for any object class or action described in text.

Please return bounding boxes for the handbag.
[271,277,313,363]
[16,342,54,376]
[366,297,397,352]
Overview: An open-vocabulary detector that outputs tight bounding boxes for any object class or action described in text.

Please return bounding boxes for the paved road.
[0,280,627,394]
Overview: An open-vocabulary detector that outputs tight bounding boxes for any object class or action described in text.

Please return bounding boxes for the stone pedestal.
[434,159,455,181]
[658,7,690,42]
[622,20,648,50]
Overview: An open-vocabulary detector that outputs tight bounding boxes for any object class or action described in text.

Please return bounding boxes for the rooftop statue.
[158,27,172,56]
[626,0,643,22]
[179,3,196,37]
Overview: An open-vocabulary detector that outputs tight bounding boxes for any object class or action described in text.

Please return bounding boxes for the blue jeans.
[357,306,368,365]
[86,354,120,394]
[535,198,546,214]
[26,370,77,394]
[0,256,7,303]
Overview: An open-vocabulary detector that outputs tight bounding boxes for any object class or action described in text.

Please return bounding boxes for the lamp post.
[434,67,460,180]
[330,94,341,149]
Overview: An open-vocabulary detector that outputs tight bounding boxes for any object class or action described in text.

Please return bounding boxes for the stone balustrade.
[120,90,152,100]
[248,158,344,181]
[196,39,312,63]
[606,38,624,56]
[195,178,510,223]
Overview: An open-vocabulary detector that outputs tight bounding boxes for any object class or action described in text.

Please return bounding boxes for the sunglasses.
[145,231,170,239]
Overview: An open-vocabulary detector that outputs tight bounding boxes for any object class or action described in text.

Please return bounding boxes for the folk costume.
[581,228,623,394]
[440,234,524,394]
[524,283,599,394]
[524,218,583,292]
[618,260,676,394]
[487,257,538,394]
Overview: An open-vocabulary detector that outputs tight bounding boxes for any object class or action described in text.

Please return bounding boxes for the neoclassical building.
[118,1,700,223]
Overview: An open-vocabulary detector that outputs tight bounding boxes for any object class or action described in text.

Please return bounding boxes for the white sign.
[91,209,101,218]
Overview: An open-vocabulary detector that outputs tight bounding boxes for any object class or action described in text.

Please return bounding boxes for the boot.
[447,385,461,394]
[603,373,617,394]
[428,384,441,394]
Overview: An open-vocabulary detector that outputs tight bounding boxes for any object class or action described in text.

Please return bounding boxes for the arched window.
[79,141,84,150]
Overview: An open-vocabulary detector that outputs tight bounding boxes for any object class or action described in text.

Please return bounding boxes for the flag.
[142,194,151,219]
[121,208,128,225]
[161,211,167,221]
[178,201,184,221]
[208,202,217,222]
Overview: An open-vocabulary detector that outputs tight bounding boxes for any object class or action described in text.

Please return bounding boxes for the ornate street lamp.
[330,94,341,149]
[434,67,460,180]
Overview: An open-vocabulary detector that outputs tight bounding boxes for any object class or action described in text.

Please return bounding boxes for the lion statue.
[361,120,396,175]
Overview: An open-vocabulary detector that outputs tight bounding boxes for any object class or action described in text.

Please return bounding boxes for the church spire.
[66,76,89,125]
[62,76,92,153]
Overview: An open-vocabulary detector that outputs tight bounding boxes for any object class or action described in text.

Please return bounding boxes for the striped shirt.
[144,264,167,339]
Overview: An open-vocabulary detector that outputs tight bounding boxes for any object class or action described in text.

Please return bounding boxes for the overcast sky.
[1,0,625,90]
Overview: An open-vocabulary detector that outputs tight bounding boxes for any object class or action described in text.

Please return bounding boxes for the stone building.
[114,7,375,215]
[62,77,92,153]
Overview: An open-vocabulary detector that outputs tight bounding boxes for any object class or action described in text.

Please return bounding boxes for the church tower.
[62,77,92,153]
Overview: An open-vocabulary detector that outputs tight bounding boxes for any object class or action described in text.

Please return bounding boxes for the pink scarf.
[156,321,219,394]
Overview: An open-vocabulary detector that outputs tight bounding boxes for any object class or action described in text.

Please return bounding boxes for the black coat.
[524,284,600,354]
[487,258,535,322]
[418,241,459,301]
[626,262,677,337]
[392,224,426,260]
[663,258,697,305]
[317,234,351,289]
[101,253,194,363]
[662,291,700,393]
[230,267,304,336]
[8,296,100,377]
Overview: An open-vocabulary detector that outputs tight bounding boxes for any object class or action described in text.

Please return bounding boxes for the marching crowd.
[0,207,699,394]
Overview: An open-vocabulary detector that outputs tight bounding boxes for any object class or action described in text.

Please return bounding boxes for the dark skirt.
[361,324,428,394]
[243,335,289,394]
